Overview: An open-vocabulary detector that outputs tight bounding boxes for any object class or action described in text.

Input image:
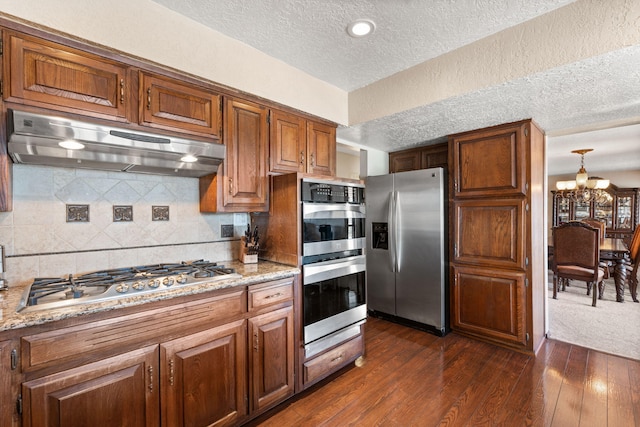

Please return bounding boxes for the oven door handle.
[302,203,366,219]
[303,255,366,284]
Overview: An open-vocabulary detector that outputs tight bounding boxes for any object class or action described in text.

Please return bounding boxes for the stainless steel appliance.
[365,168,448,335]
[17,260,241,313]
[301,178,367,355]
[7,109,225,177]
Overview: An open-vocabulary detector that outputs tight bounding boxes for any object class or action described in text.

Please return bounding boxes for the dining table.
[599,237,637,303]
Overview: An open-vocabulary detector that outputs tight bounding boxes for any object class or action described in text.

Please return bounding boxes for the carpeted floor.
[547,274,640,360]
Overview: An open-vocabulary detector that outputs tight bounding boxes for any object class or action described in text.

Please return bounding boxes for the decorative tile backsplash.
[0,165,248,286]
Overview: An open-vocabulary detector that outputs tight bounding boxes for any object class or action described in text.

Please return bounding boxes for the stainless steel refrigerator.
[365,167,447,335]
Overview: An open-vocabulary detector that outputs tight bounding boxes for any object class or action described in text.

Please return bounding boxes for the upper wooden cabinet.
[306,121,336,176]
[139,71,221,139]
[389,142,448,173]
[3,30,129,121]
[449,120,545,354]
[200,97,269,212]
[270,109,336,177]
[450,124,527,198]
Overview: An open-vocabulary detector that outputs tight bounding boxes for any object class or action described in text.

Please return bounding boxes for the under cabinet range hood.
[7,110,225,177]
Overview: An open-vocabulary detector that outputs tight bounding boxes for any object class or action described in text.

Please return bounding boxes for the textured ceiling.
[151,0,640,176]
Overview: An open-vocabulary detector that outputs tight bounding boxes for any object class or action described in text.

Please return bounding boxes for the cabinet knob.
[120,79,125,105]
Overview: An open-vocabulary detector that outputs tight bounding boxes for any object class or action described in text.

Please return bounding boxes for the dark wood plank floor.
[252,317,640,426]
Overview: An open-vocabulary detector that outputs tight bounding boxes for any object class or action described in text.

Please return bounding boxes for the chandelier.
[554,149,612,205]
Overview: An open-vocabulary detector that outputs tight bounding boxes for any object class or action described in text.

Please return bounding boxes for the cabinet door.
[453,198,527,270]
[449,122,528,198]
[420,143,448,169]
[223,97,268,209]
[451,265,527,347]
[0,340,14,427]
[270,110,306,173]
[389,149,421,173]
[161,319,247,427]
[4,30,128,120]
[139,71,221,139]
[21,345,159,427]
[248,306,294,413]
[306,121,336,176]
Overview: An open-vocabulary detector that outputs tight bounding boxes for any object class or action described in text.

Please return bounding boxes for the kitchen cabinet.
[139,71,222,139]
[21,345,159,427]
[0,340,15,427]
[551,186,638,240]
[389,142,448,173]
[248,307,294,412]
[200,96,269,212]
[449,120,545,354]
[3,30,129,121]
[247,280,295,412]
[269,109,336,177]
[7,277,297,426]
[161,320,247,427]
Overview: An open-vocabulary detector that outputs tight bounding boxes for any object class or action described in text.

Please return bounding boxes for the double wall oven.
[301,178,366,356]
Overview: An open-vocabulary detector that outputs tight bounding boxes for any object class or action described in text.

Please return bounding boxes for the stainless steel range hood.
[7,109,225,177]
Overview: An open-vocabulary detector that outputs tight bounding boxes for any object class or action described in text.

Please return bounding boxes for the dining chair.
[552,221,605,307]
[581,218,611,281]
[624,226,640,302]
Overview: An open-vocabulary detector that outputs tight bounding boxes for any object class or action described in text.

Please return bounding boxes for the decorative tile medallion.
[152,205,170,221]
[66,204,90,222]
[113,205,133,222]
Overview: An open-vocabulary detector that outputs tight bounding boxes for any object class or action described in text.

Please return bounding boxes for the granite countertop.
[0,260,299,332]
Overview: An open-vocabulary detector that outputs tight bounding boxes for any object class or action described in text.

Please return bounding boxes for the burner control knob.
[177,274,188,284]
[163,277,175,287]
[149,278,161,289]
[116,283,130,293]
[132,280,145,291]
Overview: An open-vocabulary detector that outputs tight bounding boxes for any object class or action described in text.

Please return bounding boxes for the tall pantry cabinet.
[448,120,545,354]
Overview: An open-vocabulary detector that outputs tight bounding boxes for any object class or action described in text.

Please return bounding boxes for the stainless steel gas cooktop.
[17,260,241,313]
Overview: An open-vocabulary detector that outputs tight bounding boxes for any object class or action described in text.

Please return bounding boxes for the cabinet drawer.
[248,279,293,311]
[21,289,246,371]
[303,334,363,385]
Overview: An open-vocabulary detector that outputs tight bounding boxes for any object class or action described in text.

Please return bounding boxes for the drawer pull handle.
[310,153,315,167]
[120,79,125,104]
[254,332,259,352]
[300,151,305,165]
[229,178,233,195]
[146,88,152,109]
[265,292,283,299]
[331,353,344,363]
[148,365,154,392]
[169,359,175,386]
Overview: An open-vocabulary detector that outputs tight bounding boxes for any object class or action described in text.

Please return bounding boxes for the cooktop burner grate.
[18,260,242,312]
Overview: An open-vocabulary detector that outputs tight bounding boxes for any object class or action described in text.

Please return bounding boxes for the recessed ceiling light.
[347,19,375,38]
[58,140,85,150]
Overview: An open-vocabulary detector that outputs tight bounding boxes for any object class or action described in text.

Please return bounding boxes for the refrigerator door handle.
[388,191,396,273]
[395,191,401,272]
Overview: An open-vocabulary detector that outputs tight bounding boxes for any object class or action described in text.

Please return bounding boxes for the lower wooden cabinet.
[302,333,363,386]
[0,340,15,427]
[248,306,294,412]
[161,319,247,427]
[21,345,160,427]
[451,266,527,348]
[8,277,300,426]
